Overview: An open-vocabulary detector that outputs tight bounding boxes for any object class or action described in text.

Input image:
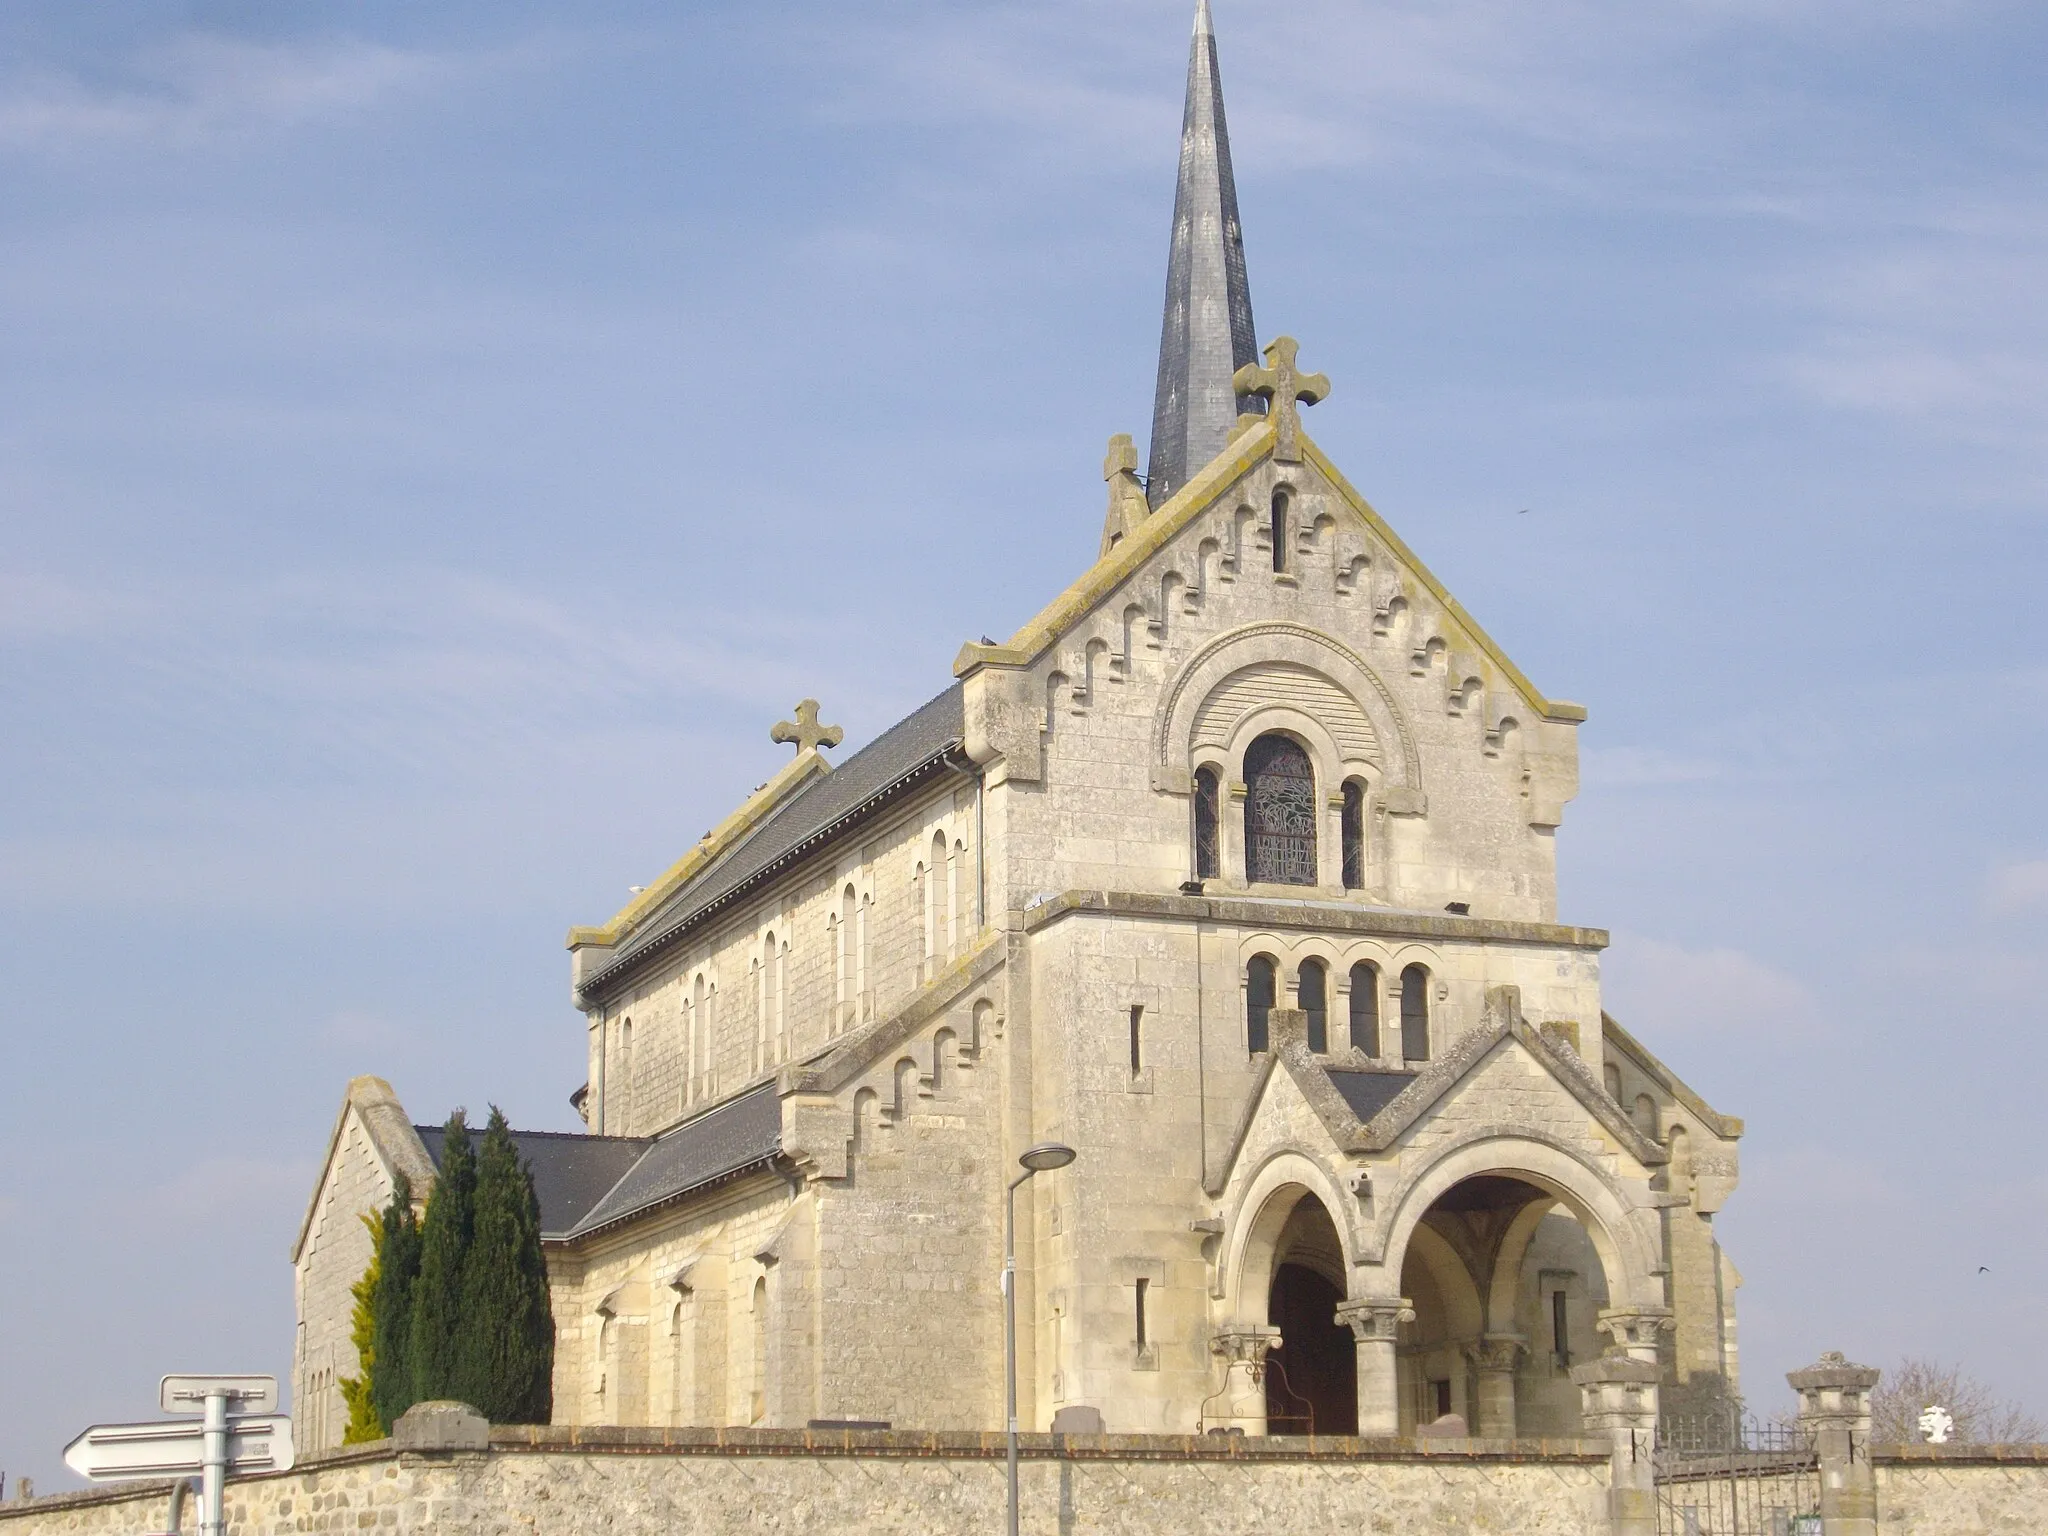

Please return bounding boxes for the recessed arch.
[1152,622,1422,794]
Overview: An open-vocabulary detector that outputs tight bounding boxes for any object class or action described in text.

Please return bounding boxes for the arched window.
[1400,964,1431,1062]
[1340,779,1366,889]
[836,885,856,1032]
[1192,765,1221,880]
[1349,962,1380,1056]
[1298,958,1328,1053]
[1244,733,1317,886]
[1245,954,1277,1054]
[1270,489,1289,572]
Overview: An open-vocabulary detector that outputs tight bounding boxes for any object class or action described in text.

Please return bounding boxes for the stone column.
[1465,1334,1526,1439]
[1336,1299,1413,1436]
[1788,1351,1881,1536]
[1208,1326,1283,1434]
[1572,1354,1660,1536]
[1597,1306,1675,1365]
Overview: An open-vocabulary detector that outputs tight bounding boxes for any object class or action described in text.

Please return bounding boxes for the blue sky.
[4,0,2046,1485]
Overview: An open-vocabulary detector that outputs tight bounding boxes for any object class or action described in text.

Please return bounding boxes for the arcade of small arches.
[1214,1151,1663,1440]
[1239,944,1435,1061]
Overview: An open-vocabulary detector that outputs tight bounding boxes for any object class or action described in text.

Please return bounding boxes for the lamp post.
[1005,1142,1076,1536]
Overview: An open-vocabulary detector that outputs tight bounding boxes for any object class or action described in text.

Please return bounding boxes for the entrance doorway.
[1262,1194,1356,1434]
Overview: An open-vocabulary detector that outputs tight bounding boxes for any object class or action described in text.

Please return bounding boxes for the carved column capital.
[1335,1298,1414,1344]
[1210,1324,1283,1374]
[1597,1306,1674,1360]
[1465,1334,1528,1374]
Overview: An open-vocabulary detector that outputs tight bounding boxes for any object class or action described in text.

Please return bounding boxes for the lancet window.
[1245,954,1276,1054]
[1244,733,1317,886]
[1340,779,1366,889]
[1298,958,1328,1053]
[1348,961,1380,1056]
[1400,963,1431,1062]
[1192,766,1221,880]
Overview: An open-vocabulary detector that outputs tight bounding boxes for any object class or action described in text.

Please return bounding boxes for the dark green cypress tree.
[409,1110,476,1403]
[368,1173,422,1433]
[452,1106,555,1422]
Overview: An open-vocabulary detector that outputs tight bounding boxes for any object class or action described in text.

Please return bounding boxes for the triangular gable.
[1205,993,1663,1198]
[953,416,1585,727]
[290,1076,435,1263]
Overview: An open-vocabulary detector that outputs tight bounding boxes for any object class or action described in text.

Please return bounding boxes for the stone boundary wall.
[1874,1444,2048,1535]
[0,1428,1611,1536]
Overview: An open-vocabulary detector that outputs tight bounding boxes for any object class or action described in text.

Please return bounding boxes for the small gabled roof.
[291,1076,437,1264]
[574,684,966,1003]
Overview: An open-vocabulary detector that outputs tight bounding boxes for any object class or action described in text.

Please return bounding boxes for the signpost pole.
[200,1390,228,1536]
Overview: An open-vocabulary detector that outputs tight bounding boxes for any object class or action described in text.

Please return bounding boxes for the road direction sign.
[160,1376,277,1416]
[62,1415,295,1483]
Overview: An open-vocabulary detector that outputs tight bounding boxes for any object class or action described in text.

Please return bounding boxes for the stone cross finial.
[1100,433,1150,557]
[771,699,843,755]
[1232,336,1330,463]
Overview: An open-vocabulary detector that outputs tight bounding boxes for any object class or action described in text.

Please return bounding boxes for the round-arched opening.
[1396,1173,1611,1437]
[1263,1193,1356,1435]
[1244,732,1317,886]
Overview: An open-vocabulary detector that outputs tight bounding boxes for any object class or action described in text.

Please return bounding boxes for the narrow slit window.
[1298,959,1327,1053]
[1270,490,1289,572]
[1135,1278,1149,1350]
[1552,1290,1571,1369]
[1348,962,1380,1056]
[1340,779,1366,889]
[1245,955,1276,1054]
[1129,1005,1144,1075]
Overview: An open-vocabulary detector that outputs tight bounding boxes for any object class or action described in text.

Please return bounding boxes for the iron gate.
[1655,1411,1819,1536]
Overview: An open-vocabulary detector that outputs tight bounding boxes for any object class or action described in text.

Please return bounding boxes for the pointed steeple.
[1145,0,1261,509]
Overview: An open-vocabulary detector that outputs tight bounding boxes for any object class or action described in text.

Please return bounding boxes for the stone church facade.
[293,0,1741,1455]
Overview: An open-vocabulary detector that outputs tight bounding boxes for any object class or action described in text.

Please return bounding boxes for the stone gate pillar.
[1335,1299,1412,1437]
[1788,1351,1880,1536]
[1208,1326,1282,1434]
[1572,1354,1659,1536]
[1465,1335,1526,1439]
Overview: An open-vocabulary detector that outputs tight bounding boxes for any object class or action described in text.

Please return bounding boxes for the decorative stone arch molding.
[1216,1146,1368,1315]
[1151,622,1422,802]
[1369,1129,1666,1316]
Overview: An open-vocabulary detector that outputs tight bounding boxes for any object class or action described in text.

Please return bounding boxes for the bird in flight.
[1980,1266,1991,1274]
[1517,508,1529,515]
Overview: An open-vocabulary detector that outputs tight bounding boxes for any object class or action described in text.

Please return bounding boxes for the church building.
[292,0,1742,1454]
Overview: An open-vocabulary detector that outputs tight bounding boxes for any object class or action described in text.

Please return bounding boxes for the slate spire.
[1145,0,1260,508]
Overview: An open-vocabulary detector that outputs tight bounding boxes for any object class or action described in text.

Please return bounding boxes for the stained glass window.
[1341,779,1366,889]
[1193,766,1221,880]
[1245,733,1317,885]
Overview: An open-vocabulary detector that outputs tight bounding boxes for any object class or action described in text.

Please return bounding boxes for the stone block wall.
[1875,1446,2048,1534]
[588,777,979,1140]
[0,1429,1612,1536]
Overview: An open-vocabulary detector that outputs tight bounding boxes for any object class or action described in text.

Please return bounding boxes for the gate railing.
[1654,1411,1820,1536]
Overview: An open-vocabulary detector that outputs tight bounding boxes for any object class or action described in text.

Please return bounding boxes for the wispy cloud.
[1604,934,1823,1039]
[0,36,459,152]
[1986,859,2048,915]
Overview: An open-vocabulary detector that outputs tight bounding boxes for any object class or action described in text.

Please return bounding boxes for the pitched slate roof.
[415,1124,650,1242]
[583,683,966,998]
[414,1085,785,1246]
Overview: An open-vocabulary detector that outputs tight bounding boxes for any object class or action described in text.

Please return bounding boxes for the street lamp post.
[1005,1142,1077,1536]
